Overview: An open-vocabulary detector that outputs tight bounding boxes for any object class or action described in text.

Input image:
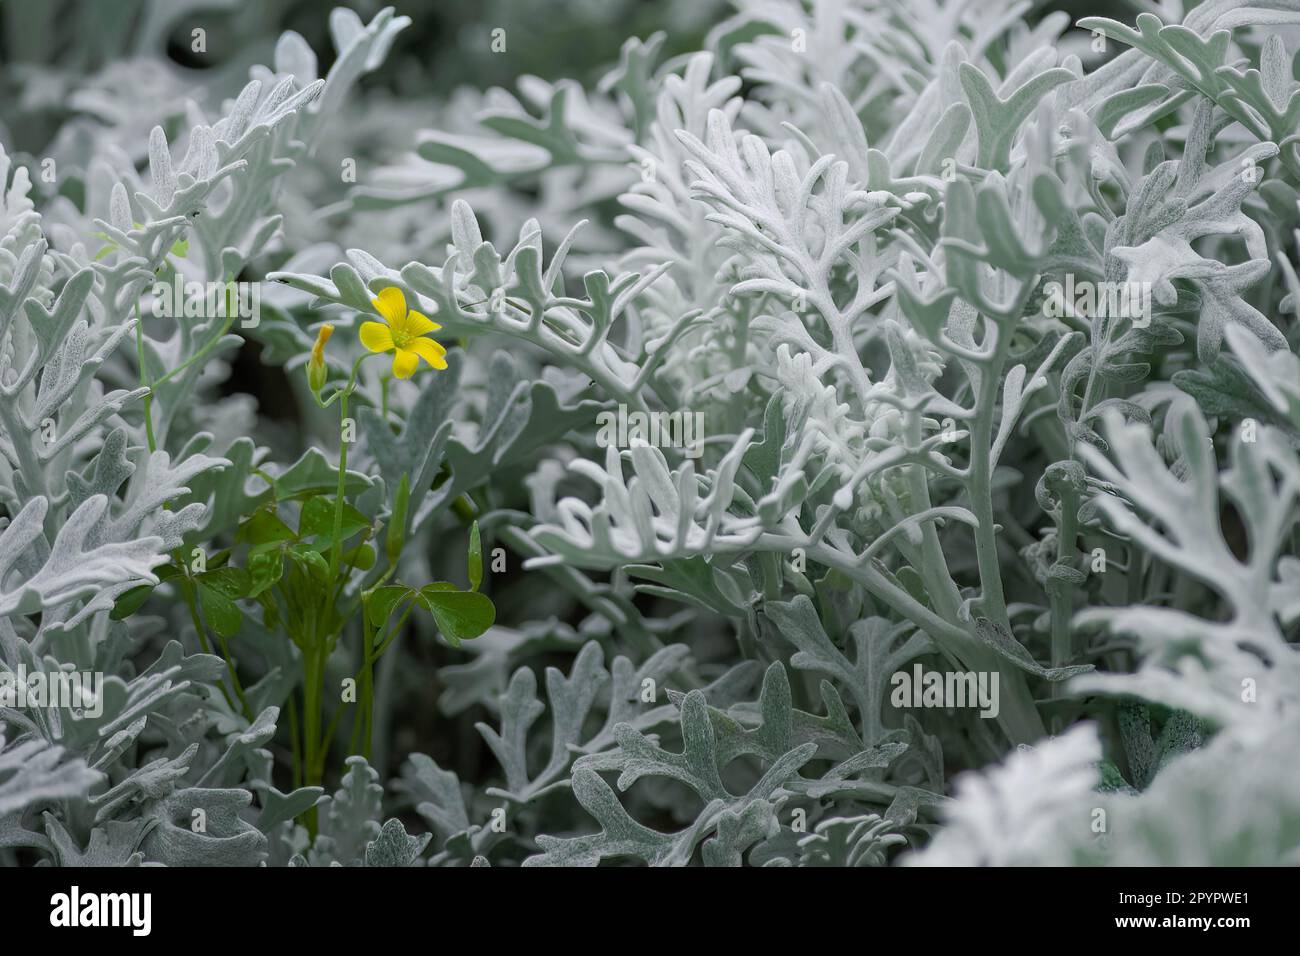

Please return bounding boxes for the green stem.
[303,646,323,785]
[213,630,252,720]
[318,595,417,771]
[344,610,379,759]
[368,601,417,661]
[360,613,377,761]
[301,643,323,838]
[328,391,350,582]
[150,314,235,389]
[179,576,239,713]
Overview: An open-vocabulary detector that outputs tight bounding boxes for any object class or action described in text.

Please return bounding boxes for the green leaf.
[109,585,154,621]
[197,583,242,638]
[108,562,182,620]
[344,542,376,571]
[418,584,495,647]
[237,510,297,554]
[366,585,415,630]
[196,566,251,599]
[297,496,369,541]
[269,448,376,502]
[255,590,281,631]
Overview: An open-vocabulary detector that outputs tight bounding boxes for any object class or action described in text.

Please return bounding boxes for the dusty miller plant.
[2,0,1299,867]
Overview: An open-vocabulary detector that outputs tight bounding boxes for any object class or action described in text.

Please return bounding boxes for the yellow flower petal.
[359,321,394,353]
[372,287,407,324]
[391,347,420,379]
[409,336,448,370]
[400,309,440,336]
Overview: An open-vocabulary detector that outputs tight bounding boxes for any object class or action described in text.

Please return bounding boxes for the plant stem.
[1046,481,1082,733]
[288,695,303,790]
[808,541,1045,744]
[302,642,324,838]
[134,300,156,453]
[332,595,418,760]
[213,630,252,719]
[152,322,230,386]
[178,576,240,713]
[328,391,350,582]
[967,324,1012,628]
[902,407,965,623]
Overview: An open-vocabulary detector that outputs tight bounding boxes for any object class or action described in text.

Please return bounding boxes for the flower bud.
[307,323,334,395]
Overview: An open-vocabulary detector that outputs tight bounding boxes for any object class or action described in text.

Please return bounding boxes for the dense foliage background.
[1,0,1298,867]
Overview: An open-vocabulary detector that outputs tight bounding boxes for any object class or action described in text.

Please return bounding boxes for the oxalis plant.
[1,0,1298,869]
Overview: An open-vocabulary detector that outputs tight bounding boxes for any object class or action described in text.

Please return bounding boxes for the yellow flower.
[360,287,447,379]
